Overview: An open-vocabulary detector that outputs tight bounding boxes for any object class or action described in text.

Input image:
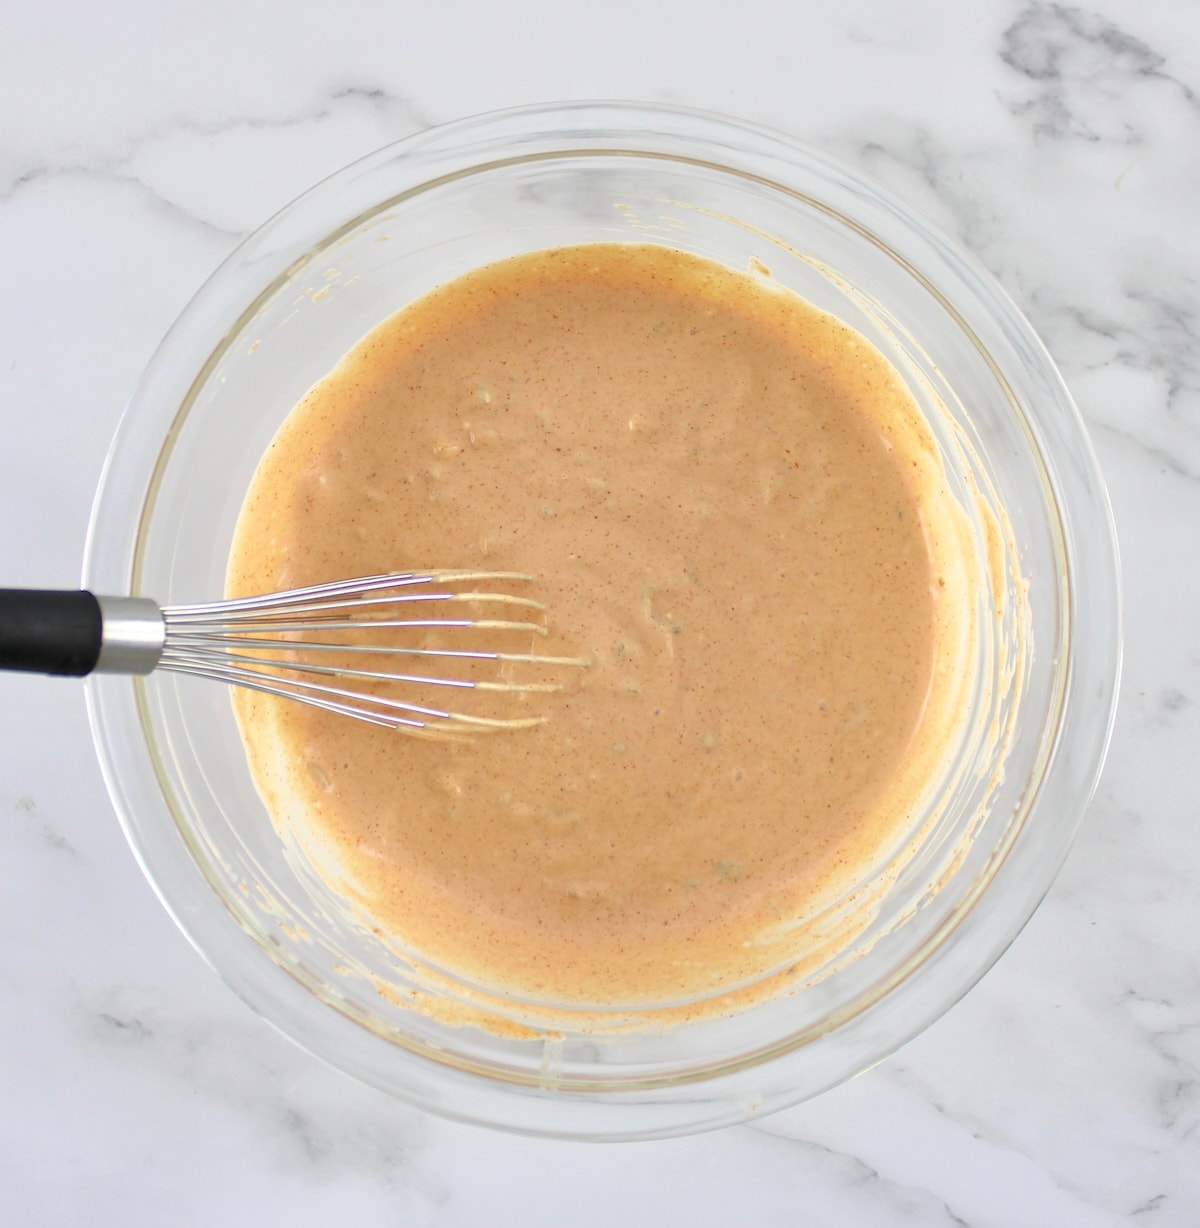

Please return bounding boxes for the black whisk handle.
[0,589,103,676]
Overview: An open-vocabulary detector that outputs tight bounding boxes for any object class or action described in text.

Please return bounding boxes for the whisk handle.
[0,589,103,676]
[0,590,165,677]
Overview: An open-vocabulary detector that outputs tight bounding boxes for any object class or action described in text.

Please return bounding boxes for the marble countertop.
[2,1,1197,1223]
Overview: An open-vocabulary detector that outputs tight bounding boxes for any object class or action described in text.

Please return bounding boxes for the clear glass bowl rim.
[82,100,1122,1140]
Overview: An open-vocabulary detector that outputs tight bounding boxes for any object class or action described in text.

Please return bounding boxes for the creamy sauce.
[228,244,971,1013]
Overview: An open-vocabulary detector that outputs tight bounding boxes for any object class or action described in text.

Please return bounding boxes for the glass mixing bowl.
[84,102,1120,1140]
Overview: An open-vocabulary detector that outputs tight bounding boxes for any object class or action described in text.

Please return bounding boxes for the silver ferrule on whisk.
[95,596,166,675]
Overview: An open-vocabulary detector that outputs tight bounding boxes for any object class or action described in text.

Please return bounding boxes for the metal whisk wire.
[0,572,590,734]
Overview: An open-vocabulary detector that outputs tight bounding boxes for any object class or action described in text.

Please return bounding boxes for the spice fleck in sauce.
[228,244,970,1011]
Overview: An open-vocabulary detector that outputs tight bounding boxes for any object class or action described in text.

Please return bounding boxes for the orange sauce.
[228,244,969,1009]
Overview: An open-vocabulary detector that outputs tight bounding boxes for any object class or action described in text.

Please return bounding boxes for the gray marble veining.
[1,0,1197,1223]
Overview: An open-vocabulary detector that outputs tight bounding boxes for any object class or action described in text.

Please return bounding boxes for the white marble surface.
[1,0,1197,1223]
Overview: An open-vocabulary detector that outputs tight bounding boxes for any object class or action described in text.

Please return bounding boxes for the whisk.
[0,572,589,734]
